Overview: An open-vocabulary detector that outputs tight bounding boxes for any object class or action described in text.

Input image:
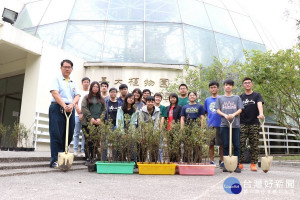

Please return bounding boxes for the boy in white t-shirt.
[73,77,90,157]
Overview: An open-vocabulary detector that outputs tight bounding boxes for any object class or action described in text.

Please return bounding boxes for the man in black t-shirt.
[105,88,121,128]
[239,77,264,172]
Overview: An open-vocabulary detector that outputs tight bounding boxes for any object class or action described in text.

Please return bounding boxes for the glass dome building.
[14,0,266,67]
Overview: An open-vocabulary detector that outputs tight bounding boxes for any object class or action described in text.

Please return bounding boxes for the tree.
[165,58,243,103]
[284,0,300,46]
[241,47,300,134]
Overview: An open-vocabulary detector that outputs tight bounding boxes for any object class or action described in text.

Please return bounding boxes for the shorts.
[210,127,222,146]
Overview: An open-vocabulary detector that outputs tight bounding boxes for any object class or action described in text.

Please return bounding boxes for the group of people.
[49,59,264,174]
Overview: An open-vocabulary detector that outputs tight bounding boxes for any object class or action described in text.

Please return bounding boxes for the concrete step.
[0,156,85,163]
[0,160,85,170]
[0,164,87,177]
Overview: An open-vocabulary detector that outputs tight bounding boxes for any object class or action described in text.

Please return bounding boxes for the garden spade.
[260,118,273,173]
[58,110,74,171]
[224,118,238,172]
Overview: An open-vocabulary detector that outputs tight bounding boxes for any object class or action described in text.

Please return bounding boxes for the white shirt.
[75,90,89,116]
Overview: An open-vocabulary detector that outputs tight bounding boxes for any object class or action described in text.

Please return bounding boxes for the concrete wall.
[85,64,183,106]
[0,23,85,149]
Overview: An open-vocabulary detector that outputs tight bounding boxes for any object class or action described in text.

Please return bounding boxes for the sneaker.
[223,167,228,172]
[79,152,85,157]
[234,166,241,173]
[50,161,58,168]
[250,163,257,171]
[210,161,215,165]
[220,162,225,169]
[74,151,78,157]
[85,159,91,166]
[239,163,244,170]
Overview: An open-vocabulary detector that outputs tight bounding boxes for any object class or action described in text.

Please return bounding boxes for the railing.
[33,112,83,150]
[259,125,300,154]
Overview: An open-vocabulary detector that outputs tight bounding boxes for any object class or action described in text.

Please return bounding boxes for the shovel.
[224,118,238,172]
[260,118,273,173]
[58,110,74,171]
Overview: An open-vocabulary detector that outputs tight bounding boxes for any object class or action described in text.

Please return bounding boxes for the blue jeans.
[221,127,240,164]
[73,116,85,152]
[49,103,75,165]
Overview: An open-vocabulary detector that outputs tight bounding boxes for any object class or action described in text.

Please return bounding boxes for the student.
[139,96,160,130]
[132,88,144,110]
[142,89,151,104]
[165,93,182,130]
[204,81,223,167]
[105,88,122,129]
[178,84,189,107]
[215,79,243,173]
[139,96,161,161]
[100,81,110,101]
[73,77,90,157]
[180,91,205,163]
[239,77,264,171]
[154,92,167,122]
[116,93,138,131]
[180,92,205,129]
[81,81,106,165]
[49,59,80,168]
[178,83,198,107]
[117,84,128,105]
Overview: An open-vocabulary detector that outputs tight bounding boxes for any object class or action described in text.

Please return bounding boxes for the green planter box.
[96,161,135,174]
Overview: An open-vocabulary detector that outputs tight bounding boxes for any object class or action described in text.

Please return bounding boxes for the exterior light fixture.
[2,8,18,25]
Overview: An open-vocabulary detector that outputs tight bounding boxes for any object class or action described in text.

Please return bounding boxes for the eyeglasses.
[243,81,252,85]
[62,66,72,69]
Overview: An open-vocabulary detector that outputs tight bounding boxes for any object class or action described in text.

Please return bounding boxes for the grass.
[273,156,300,161]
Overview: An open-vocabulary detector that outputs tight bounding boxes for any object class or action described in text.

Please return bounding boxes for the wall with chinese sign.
[85,64,183,105]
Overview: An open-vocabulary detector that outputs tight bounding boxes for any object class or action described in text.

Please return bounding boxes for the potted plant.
[136,119,177,175]
[176,117,217,175]
[95,115,136,174]
[16,123,31,151]
[0,123,9,151]
[82,123,102,172]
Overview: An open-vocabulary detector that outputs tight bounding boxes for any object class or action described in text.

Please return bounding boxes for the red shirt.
[167,106,174,130]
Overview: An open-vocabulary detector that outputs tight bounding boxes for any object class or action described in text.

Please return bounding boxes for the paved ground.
[1,164,299,199]
[0,151,299,200]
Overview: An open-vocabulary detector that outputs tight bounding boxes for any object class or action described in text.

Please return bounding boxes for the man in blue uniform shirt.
[49,59,80,168]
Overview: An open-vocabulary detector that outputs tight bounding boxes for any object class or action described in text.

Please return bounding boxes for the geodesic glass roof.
[14,0,266,66]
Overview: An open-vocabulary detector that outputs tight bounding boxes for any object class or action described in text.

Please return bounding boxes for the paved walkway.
[0,151,299,200]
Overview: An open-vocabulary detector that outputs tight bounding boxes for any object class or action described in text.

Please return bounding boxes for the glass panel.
[23,27,37,36]
[36,21,67,48]
[221,0,247,14]
[0,79,5,95]
[70,0,109,20]
[205,4,238,37]
[108,0,144,21]
[145,0,181,22]
[6,75,24,94]
[2,97,21,127]
[230,12,262,43]
[0,97,2,123]
[40,0,75,25]
[202,0,225,8]
[215,33,245,65]
[62,21,105,62]
[145,23,185,64]
[184,25,218,67]
[102,22,144,63]
[178,0,211,30]
[14,0,50,29]
[242,40,266,53]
